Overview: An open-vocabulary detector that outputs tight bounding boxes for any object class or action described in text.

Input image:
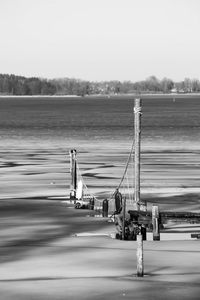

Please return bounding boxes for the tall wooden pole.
[69,149,77,200]
[134,99,142,210]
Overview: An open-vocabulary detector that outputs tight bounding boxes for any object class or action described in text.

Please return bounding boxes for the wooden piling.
[69,149,77,200]
[137,233,144,277]
[134,99,142,211]
[102,199,109,217]
[122,197,126,240]
[152,205,160,241]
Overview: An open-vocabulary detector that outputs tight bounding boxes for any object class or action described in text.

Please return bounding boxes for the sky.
[1,0,200,82]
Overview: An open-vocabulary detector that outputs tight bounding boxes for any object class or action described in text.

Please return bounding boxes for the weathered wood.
[137,234,144,277]
[89,197,95,210]
[134,99,142,210]
[122,198,126,240]
[128,209,200,228]
[191,233,200,239]
[141,225,147,241]
[129,209,200,219]
[102,199,108,217]
[160,211,200,218]
[152,205,160,241]
[69,149,77,200]
[114,189,122,213]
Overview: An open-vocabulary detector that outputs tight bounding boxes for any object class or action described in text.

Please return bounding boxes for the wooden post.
[152,205,160,241]
[134,99,142,210]
[122,197,126,240]
[102,199,109,217]
[137,233,144,277]
[69,149,77,200]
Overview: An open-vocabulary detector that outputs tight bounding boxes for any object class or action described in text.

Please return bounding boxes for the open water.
[1,95,200,204]
[0,96,200,150]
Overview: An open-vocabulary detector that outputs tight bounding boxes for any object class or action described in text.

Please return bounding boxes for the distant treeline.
[1,74,200,96]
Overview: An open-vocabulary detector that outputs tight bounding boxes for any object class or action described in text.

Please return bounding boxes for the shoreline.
[0,92,200,99]
[0,94,81,98]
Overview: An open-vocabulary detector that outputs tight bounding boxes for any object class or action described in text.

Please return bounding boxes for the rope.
[73,135,135,213]
[109,137,135,200]
[125,172,131,202]
[134,107,142,114]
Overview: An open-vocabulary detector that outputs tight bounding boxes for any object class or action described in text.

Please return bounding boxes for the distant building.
[171,88,177,93]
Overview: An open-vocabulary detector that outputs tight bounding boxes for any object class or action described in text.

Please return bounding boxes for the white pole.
[137,233,144,277]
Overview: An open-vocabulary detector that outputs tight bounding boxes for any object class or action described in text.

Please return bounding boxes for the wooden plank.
[128,210,200,229]
[160,212,200,218]
[191,233,200,239]
[128,210,200,219]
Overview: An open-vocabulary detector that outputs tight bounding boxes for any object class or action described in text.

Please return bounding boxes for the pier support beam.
[69,149,77,200]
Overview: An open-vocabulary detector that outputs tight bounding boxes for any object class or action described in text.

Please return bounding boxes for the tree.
[145,76,161,92]
[191,79,200,92]
[183,78,192,92]
[160,78,174,93]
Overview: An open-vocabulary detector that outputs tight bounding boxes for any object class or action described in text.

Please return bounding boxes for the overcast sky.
[1,0,200,82]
